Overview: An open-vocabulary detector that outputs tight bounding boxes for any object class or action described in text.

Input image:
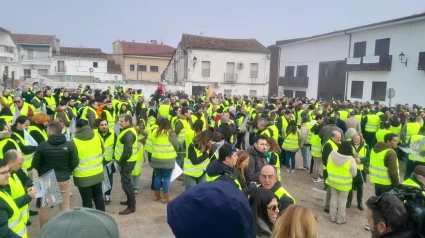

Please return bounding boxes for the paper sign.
[170,162,183,182]
[102,166,112,194]
[24,129,38,146]
[33,169,63,207]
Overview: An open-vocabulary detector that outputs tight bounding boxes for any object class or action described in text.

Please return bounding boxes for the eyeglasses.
[267,204,281,212]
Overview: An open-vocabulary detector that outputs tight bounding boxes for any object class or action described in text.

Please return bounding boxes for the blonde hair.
[271,205,317,238]
[235,150,249,182]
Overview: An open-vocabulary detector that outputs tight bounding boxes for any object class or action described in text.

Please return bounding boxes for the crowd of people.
[0,82,424,237]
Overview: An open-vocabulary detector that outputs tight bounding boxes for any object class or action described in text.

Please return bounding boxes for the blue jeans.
[285,151,296,169]
[301,145,311,168]
[154,168,173,194]
[184,174,206,190]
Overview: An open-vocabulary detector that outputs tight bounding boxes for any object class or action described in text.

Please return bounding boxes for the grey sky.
[3,0,424,53]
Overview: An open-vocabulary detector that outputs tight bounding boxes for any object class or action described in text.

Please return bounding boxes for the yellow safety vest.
[191,114,207,131]
[73,136,104,178]
[309,123,322,157]
[268,125,279,141]
[365,115,380,132]
[280,116,289,137]
[1,95,13,105]
[282,132,299,151]
[325,154,353,191]
[32,97,42,115]
[338,111,349,121]
[44,96,56,111]
[271,152,281,181]
[376,129,392,143]
[9,173,29,224]
[102,110,116,129]
[13,133,34,170]
[81,106,99,121]
[402,178,425,195]
[389,125,401,136]
[352,144,367,170]
[176,119,190,144]
[132,143,144,176]
[0,115,13,126]
[0,138,21,159]
[0,190,27,237]
[370,149,399,186]
[151,132,177,160]
[355,115,363,122]
[274,186,296,204]
[405,122,421,143]
[158,104,171,118]
[95,130,115,162]
[115,127,138,162]
[322,139,339,171]
[184,143,209,178]
[54,111,70,125]
[206,172,242,191]
[27,126,48,141]
[10,103,30,116]
[184,129,196,149]
[408,135,425,162]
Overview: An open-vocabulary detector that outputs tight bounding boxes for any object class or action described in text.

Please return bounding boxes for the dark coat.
[205,159,240,190]
[244,146,268,184]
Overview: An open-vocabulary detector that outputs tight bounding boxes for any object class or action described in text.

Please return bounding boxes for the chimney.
[55,38,60,54]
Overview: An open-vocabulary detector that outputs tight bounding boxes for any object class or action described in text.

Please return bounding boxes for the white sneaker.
[286,169,290,173]
[134,189,139,194]
[317,178,324,182]
[297,166,305,170]
[365,223,370,231]
[291,169,296,173]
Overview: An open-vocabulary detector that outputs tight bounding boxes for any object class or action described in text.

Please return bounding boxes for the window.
[283,89,293,98]
[350,81,364,99]
[150,66,159,72]
[296,65,308,77]
[57,61,65,72]
[249,90,257,96]
[371,82,387,101]
[202,61,210,77]
[27,50,33,60]
[284,66,295,77]
[295,91,306,98]
[353,41,366,58]
[375,38,390,56]
[93,62,98,68]
[114,76,118,80]
[23,69,31,79]
[224,89,232,96]
[418,52,425,70]
[138,65,147,72]
[250,63,259,78]
[130,65,135,71]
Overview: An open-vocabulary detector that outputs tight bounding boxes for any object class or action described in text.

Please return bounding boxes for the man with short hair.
[205,144,241,190]
[244,135,269,184]
[32,121,79,228]
[80,100,99,128]
[365,194,416,237]
[402,165,425,190]
[319,117,344,145]
[259,165,295,211]
[10,96,34,119]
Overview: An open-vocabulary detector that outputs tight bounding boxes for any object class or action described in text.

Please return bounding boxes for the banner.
[33,169,63,208]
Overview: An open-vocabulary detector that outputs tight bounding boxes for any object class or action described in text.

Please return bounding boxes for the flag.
[41,103,47,114]
[69,118,76,139]
[12,104,20,125]
[24,129,38,146]
[206,86,216,98]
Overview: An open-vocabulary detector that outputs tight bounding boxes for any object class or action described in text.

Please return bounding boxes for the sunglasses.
[14,101,21,103]
[267,204,281,212]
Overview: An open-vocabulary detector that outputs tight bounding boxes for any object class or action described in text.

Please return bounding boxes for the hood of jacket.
[373,142,393,153]
[330,150,353,166]
[390,119,401,127]
[47,134,67,145]
[247,145,266,160]
[257,218,272,236]
[74,125,94,141]
[206,159,235,177]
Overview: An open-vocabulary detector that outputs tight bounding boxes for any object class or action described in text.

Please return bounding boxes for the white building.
[276,13,425,105]
[163,34,270,97]
[0,27,19,83]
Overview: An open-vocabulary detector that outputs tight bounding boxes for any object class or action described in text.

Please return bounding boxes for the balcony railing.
[278,76,309,88]
[346,55,392,71]
[224,72,237,82]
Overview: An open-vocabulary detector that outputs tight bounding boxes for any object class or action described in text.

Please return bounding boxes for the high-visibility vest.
[389,124,401,136]
[274,186,296,204]
[365,115,380,132]
[54,111,70,125]
[184,142,209,178]
[191,114,207,131]
[32,97,42,114]
[115,127,138,162]
[176,119,190,144]
[268,125,279,141]
[325,154,353,191]
[184,129,196,149]
[376,129,392,143]
[151,132,177,160]
[69,106,77,116]
[27,126,48,142]
[81,106,99,121]
[370,149,399,186]
[322,139,339,171]
[338,111,349,121]
[0,138,21,159]
[355,115,363,122]
[352,144,367,171]
[13,132,34,170]
[95,130,115,162]
[309,123,322,157]
[271,152,281,181]
[145,126,158,153]
[9,173,29,224]
[158,104,171,118]
[405,122,421,143]
[282,132,299,151]
[209,112,217,128]
[132,143,144,176]
[1,95,13,105]
[73,136,104,178]
[44,96,56,111]
[133,93,144,102]
[206,172,242,191]
[102,110,116,128]
[303,123,312,144]
[10,103,30,116]
[280,116,289,137]
[408,135,425,162]
[402,178,425,195]
[0,190,27,238]
[261,128,272,138]
[0,115,13,125]
[296,110,303,126]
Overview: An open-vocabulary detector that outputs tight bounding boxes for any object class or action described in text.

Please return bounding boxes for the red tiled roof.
[119,41,175,57]
[11,33,54,45]
[181,34,269,53]
[56,47,107,59]
[107,59,122,74]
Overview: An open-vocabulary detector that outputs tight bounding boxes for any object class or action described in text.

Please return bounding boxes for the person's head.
[266,137,280,153]
[259,165,278,189]
[413,165,425,185]
[181,106,191,119]
[284,109,293,119]
[0,118,9,132]
[253,134,268,153]
[315,114,324,124]
[98,118,109,133]
[331,131,342,144]
[156,117,172,137]
[366,194,408,238]
[47,121,62,135]
[4,150,24,172]
[119,114,132,128]
[384,133,398,149]
[32,113,51,126]
[218,144,238,167]
[249,189,279,228]
[75,119,89,131]
[105,100,112,109]
[338,141,354,156]
[194,104,203,114]
[53,118,65,131]
[0,159,10,186]
[257,118,268,131]
[192,119,204,134]
[89,100,98,109]
[328,117,336,125]
[235,150,249,170]
[192,130,213,153]
[13,116,30,131]
[351,133,363,145]
[301,116,310,125]
[271,205,318,238]
[13,96,24,107]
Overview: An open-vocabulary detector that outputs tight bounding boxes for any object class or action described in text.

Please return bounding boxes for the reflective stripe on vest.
[44,96,56,111]
[95,130,115,162]
[184,143,209,178]
[132,143,144,176]
[206,172,242,191]
[73,136,104,178]
[309,124,322,157]
[0,190,27,238]
[274,186,296,204]
[176,119,190,143]
[151,133,177,159]
[370,149,399,186]
[282,132,299,150]
[325,155,353,191]
[13,132,34,169]
[115,127,138,162]
[365,115,380,132]
[27,126,48,141]
[9,173,29,224]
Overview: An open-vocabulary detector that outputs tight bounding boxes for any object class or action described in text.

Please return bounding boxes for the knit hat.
[195,104,203,112]
[345,128,358,140]
[220,116,229,124]
[167,180,256,238]
[38,207,119,238]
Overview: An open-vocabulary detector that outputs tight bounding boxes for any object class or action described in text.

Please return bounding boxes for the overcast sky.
[3,0,424,53]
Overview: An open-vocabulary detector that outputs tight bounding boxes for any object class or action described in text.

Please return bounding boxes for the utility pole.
[136,63,139,81]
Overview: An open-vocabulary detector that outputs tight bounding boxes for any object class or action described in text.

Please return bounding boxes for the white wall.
[278,34,350,98]
[52,57,108,80]
[346,20,425,106]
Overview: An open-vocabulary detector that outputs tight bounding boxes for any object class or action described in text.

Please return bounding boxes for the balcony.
[224,72,237,83]
[346,55,392,71]
[278,76,309,88]
[0,45,15,59]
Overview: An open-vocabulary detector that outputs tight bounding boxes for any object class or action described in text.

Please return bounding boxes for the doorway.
[192,86,205,97]
[317,61,346,101]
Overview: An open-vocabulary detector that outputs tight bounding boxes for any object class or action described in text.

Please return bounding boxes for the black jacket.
[205,159,240,190]
[216,123,236,143]
[379,228,417,238]
[244,146,268,184]
[268,181,295,211]
[234,170,257,197]
[32,134,79,182]
[0,186,31,238]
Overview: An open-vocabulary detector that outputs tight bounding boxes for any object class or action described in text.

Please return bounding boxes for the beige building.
[112,40,175,83]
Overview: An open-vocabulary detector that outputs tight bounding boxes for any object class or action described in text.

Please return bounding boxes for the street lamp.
[398,52,408,67]
[89,68,94,83]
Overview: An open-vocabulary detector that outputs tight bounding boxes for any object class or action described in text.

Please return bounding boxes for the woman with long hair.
[281,120,300,173]
[266,138,281,181]
[184,130,214,189]
[150,118,179,204]
[325,141,357,224]
[184,119,204,149]
[271,205,318,238]
[249,189,279,237]
[119,103,131,115]
[234,150,257,197]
